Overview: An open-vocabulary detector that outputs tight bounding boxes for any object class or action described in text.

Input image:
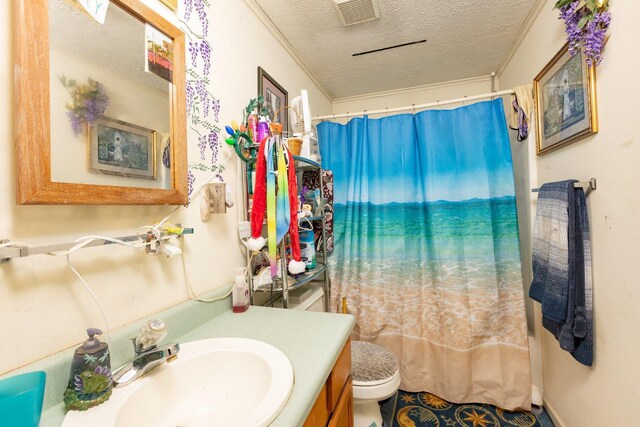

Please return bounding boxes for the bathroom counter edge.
[5,287,354,427]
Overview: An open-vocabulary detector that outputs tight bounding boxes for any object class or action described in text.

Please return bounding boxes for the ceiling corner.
[243,0,335,102]
[496,0,548,78]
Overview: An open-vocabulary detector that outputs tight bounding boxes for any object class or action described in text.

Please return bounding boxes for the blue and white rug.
[379,390,555,427]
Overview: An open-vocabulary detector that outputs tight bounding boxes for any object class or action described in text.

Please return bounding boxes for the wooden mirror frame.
[13,0,187,205]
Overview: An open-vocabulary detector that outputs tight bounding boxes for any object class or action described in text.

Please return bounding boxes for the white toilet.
[351,341,401,427]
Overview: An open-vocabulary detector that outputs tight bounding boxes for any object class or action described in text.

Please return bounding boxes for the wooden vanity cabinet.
[304,338,353,427]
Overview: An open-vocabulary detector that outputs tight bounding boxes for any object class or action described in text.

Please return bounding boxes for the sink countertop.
[13,290,354,427]
[178,306,354,426]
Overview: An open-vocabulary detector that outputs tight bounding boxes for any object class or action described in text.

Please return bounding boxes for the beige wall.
[332,75,492,119]
[500,0,640,425]
[1,0,331,375]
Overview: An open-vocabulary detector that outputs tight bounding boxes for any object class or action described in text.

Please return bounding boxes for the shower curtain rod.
[312,89,515,122]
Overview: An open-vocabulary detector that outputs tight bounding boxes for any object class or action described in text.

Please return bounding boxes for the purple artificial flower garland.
[557,0,611,67]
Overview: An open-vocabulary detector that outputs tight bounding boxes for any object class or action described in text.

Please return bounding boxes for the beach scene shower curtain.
[317,99,531,410]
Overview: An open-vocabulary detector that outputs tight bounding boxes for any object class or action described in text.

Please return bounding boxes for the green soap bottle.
[63,328,112,411]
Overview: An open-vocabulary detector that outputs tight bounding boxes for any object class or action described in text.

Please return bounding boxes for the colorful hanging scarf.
[266,138,278,277]
[247,137,306,276]
[276,138,291,243]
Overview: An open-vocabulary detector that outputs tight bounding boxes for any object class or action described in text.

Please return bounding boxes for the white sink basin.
[62,338,294,427]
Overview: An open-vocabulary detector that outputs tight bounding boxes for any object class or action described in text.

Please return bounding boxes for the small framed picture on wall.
[533,43,598,155]
[258,67,288,133]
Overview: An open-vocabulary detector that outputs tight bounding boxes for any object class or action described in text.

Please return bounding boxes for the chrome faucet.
[112,319,180,388]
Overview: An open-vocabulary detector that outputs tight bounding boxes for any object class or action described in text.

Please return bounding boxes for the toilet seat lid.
[352,368,399,387]
[351,341,399,384]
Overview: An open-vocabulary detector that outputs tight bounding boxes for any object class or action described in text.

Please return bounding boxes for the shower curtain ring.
[412,104,416,114]
[385,107,389,117]
[463,96,467,106]
[436,100,440,109]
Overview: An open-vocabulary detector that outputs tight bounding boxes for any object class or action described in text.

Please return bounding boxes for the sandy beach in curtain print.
[329,197,528,350]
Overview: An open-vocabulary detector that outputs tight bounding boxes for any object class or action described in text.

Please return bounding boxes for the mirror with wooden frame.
[14,0,187,204]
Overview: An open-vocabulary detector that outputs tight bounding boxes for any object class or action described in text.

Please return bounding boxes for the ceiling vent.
[333,0,380,26]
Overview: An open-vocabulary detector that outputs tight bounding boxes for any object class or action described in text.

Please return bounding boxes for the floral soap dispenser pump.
[63,328,112,411]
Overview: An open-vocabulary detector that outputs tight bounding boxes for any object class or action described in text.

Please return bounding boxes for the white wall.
[1,0,331,375]
[332,75,492,119]
[500,1,640,425]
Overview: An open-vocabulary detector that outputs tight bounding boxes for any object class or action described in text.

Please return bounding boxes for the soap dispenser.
[232,267,250,313]
[63,328,113,411]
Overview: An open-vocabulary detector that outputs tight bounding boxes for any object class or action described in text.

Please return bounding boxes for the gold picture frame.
[89,117,157,180]
[158,0,178,11]
[533,43,598,155]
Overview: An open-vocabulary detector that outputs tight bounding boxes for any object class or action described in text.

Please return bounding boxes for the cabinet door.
[328,376,353,427]
[303,385,330,427]
[328,339,351,412]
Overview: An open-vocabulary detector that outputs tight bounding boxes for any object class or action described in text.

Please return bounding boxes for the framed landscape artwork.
[534,43,598,155]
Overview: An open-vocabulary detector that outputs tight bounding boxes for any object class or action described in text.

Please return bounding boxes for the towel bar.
[531,178,596,193]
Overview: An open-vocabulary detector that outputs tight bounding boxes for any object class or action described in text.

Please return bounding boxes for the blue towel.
[529,180,593,366]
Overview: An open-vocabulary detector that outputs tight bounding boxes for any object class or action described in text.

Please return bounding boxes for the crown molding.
[243,0,334,101]
[496,0,549,78]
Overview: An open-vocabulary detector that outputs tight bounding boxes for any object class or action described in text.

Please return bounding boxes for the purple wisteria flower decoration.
[188,41,199,68]
[208,132,219,164]
[199,41,212,75]
[186,82,196,118]
[188,170,196,196]
[60,76,109,136]
[583,10,611,67]
[559,1,581,56]
[197,134,207,160]
[195,80,210,117]
[555,0,611,67]
[184,0,209,37]
[183,0,223,202]
[211,99,220,122]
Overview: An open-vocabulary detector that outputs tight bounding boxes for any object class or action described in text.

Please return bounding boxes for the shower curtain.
[317,99,531,410]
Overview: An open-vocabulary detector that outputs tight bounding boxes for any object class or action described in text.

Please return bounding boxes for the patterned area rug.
[380,391,553,427]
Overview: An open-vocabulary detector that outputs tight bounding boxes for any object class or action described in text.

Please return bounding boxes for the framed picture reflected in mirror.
[89,117,157,180]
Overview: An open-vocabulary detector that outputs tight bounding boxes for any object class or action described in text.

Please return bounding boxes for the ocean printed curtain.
[317,99,531,410]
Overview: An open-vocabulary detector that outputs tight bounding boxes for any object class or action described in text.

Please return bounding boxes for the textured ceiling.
[49,0,169,95]
[255,0,538,99]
